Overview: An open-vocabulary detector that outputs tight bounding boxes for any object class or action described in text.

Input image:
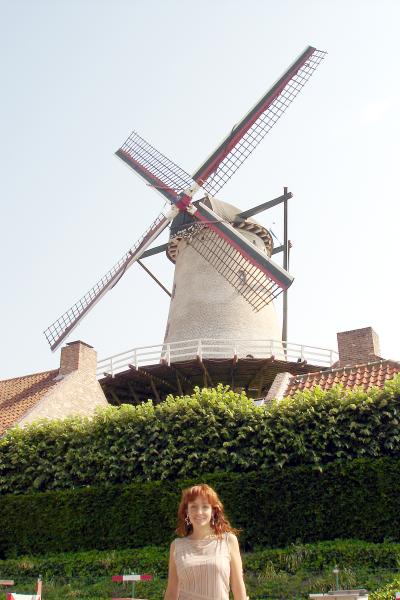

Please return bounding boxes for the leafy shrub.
[0,546,169,578]
[370,575,400,599]
[246,540,400,572]
[1,379,400,495]
[1,460,400,557]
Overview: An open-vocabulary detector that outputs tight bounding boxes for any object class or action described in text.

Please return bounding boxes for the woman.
[164,483,248,600]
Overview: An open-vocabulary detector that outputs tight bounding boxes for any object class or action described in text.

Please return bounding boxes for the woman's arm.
[164,540,179,600]
[228,533,248,600]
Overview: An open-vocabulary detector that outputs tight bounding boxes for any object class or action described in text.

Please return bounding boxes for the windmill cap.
[167,196,273,263]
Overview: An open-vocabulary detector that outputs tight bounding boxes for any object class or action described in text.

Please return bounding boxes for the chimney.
[59,341,97,378]
[337,327,381,367]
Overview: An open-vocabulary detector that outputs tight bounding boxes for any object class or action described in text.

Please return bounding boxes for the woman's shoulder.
[170,538,184,555]
[172,537,186,546]
[225,531,239,551]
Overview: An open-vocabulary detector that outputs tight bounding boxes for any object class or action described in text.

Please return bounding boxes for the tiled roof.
[0,369,59,436]
[286,360,400,397]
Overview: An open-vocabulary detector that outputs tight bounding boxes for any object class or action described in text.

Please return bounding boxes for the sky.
[1,0,399,380]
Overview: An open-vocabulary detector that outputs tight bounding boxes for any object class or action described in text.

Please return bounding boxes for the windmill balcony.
[97,338,338,379]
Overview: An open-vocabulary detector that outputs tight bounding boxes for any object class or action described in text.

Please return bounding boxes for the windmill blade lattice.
[194,47,326,196]
[44,210,176,351]
[116,130,195,203]
[189,203,293,311]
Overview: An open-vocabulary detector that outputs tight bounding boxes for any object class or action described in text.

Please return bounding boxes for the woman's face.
[187,495,213,527]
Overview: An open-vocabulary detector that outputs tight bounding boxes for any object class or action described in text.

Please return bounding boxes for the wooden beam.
[247,358,275,392]
[235,191,293,220]
[137,260,171,297]
[197,358,215,387]
[110,390,122,405]
[168,363,193,390]
[129,364,178,394]
[141,368,178,393]
[257,375,264,398]
[230,354,239,389]
[140,242,169,258]
[272,244,283,255]
[176,373,184,396]
[272,240,292,256]
[150,377,161,403]
[128,382,141,404]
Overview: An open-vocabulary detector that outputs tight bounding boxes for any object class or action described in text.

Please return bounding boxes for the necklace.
[188,533,216,541]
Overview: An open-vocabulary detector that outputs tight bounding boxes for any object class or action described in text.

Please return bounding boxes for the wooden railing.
[97,338,338,378]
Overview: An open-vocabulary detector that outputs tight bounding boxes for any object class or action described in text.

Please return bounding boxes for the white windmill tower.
[163,196,285,360]
[44,46,326,365]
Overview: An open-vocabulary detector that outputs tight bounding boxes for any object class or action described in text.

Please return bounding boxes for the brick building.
[264,327,400,403]
[0,341,107,436]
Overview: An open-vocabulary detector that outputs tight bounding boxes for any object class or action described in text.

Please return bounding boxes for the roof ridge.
[291,358,399,382]
[0,368,59,385]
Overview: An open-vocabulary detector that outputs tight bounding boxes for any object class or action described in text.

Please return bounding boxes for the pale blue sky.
[1,0,399,379]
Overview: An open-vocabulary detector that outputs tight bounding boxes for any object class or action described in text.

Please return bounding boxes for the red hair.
[176,483,239,538]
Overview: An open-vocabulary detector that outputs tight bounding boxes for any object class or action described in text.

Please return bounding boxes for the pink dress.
[174,534,231,600]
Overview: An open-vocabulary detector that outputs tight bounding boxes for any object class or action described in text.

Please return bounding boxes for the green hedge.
[1,380,400,494]
[1,539,400,578]
[1,459,400,558]
[0,546,169,578]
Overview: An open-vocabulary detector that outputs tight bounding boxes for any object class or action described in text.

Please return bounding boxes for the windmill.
[44,46,326,360]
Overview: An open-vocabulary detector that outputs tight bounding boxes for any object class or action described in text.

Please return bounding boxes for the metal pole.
[131,574,135,599]
[333,566,339,591]
[282,187,289,349]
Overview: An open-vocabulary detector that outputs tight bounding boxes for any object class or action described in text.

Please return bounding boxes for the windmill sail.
[116,130,195,203]
[193,46,326,196]
[190,202,293,311]
[44,209,177,351]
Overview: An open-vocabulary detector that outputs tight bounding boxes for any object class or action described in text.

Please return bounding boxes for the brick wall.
[337,327,381,367]
[19,341,108,425]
